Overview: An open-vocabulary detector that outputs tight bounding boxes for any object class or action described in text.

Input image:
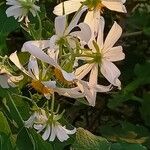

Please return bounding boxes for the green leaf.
[30,129,53,150]
[111,142,147,150]
[0,111,11,135]
[72,128,110,150]
[0,4,19,54]
[16,128,35,150]
[100,122,150,144]
[28,24,41,40]
[140,93,150,127]
[0,132,13,150]
[6,94,35,149]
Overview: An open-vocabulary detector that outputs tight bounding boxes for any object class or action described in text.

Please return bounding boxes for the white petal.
[62,126,76,135]
[88,65,99,106]
[42,80,56,88]
[103,46,125,62]
[70,22,91,43]
[48,35,59,51]
[49,124,56,141]
[100,59,121,88]
[34,124,46,133]
[47,48,59,62]
[75,63,94,80]
[53,0,82,16]
[6,5,22,18]
[7,79,17,87]
[96,84,112,92]
[56,124,69,142]
[22,40,50,50]
[42,125,51,141]
[102,0,127,13]
[61,69,75,81]
[28,56,39,79]
[9,75,23,83]
[55,87,84,99]
[66,7,87,34]
[103,22,122,53]
[84,10,100,39]
[97,16,105,49]
[0,75,10,88]
[24,113,36,128]
[76,80,95,106]
[55,16,67,37]
[22,41,59,68]
[9,52,32,78]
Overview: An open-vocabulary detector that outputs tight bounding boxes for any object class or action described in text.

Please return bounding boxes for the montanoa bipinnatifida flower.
[6,0,40,23]
[25,108,76,142]
[54,0,127,37]
[0,65,23,88]
[75,17,125,104]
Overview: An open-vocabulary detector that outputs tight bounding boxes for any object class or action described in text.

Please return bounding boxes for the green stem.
[51,93,55,119]
[8,94,24,127]
[36,13,42,40]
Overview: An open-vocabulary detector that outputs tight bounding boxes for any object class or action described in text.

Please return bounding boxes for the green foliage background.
[0,0,150,149]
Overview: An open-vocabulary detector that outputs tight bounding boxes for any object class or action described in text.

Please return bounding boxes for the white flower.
[0,66,23,88]
[6,0,40,22]
[34,118,76,142]
[21,40,110,106]
[75,17,125,91]
[50,8,91,51]
[10,41,84,99]
[54,0,127,15]
[53,0,127,37]
[9,51,56,99]
[25,109,48,128]
[25,109,76,142]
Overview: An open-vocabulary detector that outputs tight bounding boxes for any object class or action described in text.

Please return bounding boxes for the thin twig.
[122,31,143,38]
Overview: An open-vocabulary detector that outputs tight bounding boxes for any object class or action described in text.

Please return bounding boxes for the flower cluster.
[3,0,127,142]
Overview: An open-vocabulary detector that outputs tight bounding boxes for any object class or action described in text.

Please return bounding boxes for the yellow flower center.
[83,0,104,11]
[31,80,54,95]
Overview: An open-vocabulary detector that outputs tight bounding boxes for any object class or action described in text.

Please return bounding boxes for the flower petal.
[56,124,69,142]
[24,113,36,128]
[62,126,76,135]
[102,0,127,13]
[61,69,75,81]
[77,80,95,106]
[55,16,67,37]
[9,52,32,78]
[55,87,84,99]
[28,56,39,80]
[53,0,82,16]
[84,10,100,39]
[22,41,59,68]
[66,7,87,34]
[103,22,122,53]
[100,59,121,88]
[75,63,94,80]
[96,84,112,92]
[70,22,91,43]
[88,64,98,106]
[103,46,125,62]
[49,124,56,141]
[97,16,105,50]
[0,75,9,88]
[42,125,51,141]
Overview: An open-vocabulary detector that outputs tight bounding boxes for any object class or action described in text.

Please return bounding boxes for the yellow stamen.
[54,68,73,86]
[31,80,54,95]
